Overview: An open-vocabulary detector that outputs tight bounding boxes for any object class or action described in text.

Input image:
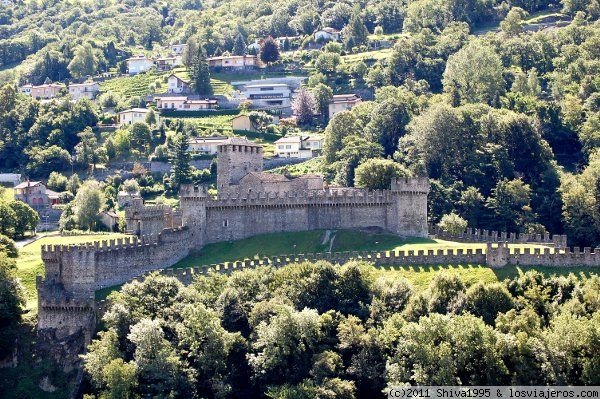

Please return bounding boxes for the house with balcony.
[68,82,100,100]
[328,94,362,119]
[241,83,292,110]
[117,108,152,126]
[155,56,182,72]
[274,135,323,158]
[207,55,258,70]
[170,43,188,55]
[167,74,191,94]
[20,83,66,99]
[188,136,229,155]
[155,96,218,111]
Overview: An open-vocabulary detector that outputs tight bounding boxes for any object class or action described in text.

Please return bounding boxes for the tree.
[8,201,39,238]
[145,109,157,126]
[310,83,333,120]
[443,41,505,105]
[183,36,199,67]
[323,111,362,163]
[130,122,152,154]
[47,172,68,192]
[189,51,212,95]
[260,36,280,65]
[486,178,532,232]
[292,89,316,125]
[0,235,17,258]
[0,203,17,238]
[169,132,193,189]
[75,127,104,170]
[73,180,105,230]
[233,33,247,56]
[437,212,468,235]
[314,52,341,74]
[354,159,410,190]
[501,7,528,36]
[68,43,99,78]
[0,253,24,359]
[26,146,72,178]
[343,8,369,49]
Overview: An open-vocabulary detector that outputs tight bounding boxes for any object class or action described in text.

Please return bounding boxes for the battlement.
[391,177,430,194]
[217,137,263,153]
[126,203,173,219]
[182,187,397,207]
[431,226,568,248]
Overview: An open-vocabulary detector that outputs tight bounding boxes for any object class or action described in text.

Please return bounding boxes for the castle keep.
[37,138,430,338]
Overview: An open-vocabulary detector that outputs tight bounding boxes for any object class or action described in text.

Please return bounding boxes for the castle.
[37,137,430,339]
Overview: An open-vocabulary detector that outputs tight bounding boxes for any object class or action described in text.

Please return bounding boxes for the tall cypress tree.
[190,51,213,95]
[169,131,192,189]
[233,33,247,56]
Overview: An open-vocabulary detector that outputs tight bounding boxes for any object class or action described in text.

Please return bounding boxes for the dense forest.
[84,264,600,398]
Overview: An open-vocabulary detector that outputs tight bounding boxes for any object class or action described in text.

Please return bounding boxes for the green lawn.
[172,229,550,269]
[16,233,129,311]
[342,48,394,65]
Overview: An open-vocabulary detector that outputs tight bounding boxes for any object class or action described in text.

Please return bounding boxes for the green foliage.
[190,51,213,95]
[354,158,411,190]
[438,212,468,235]
[87,263,600,397]
[73,180,106,231]
[260,37,280,65]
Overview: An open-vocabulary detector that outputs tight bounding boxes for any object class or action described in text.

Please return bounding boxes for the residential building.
[328,94,362,119]
[167,74,191,94]
[207,55,258,69]
[274,135,324,158]
[99,210,119,232]
[118,108,152,126]
[188,136,229,154]
[126,55,154,75]
[170,43,188,55]
[155,56,182,72]
[247,40,261,53]
[232,114,256,132]
[155,96,218,111]
[68,82,100,100]
[275,36,299,50]
[21,83,66,99]
[242,83,292,109]
[14,181,60,209]
[19,84,32,96]
[0,173,21,186]
[314,27,341,42]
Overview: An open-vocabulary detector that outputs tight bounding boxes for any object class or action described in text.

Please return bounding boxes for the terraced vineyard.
[100,71,168,98]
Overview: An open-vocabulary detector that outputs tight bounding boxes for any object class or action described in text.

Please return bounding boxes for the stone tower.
[217,137,263,194]
[389,177,430,237]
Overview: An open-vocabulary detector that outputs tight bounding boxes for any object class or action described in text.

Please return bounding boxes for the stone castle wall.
[430,226,568,248]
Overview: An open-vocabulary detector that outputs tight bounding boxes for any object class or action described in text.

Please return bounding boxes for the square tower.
[217,137,263,193]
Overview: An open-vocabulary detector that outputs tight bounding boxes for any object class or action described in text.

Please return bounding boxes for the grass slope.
[16,233,129,311]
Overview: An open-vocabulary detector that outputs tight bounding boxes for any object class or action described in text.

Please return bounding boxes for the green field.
[172,229,550,268]
[16,233,129,311]
[100,71,168,98]
[342,48,394,65]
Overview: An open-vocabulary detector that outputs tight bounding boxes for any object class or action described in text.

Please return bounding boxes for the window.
[286,145,291,149]
[222,220,228,227]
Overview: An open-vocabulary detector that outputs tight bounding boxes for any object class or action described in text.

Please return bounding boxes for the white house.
[328,94,362,119]
[155,96,217,111]
[155,56,182,72]
[68,82,100,100]
[126,55,154,75]
[188,136,229,154]
[314,27,341,42]
[19,84,32,96]
[247,40,261,53]
[242,83,292,109]
[170,43,188,55]
[167,74,191,94]
[207,55,258,69]
[274,135,323,158]
[0,173,21,187]
[118,108,152,126]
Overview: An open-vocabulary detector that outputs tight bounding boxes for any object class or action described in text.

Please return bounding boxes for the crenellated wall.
[430,226,568,248]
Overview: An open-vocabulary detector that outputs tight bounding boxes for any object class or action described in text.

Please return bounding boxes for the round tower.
[217,137,263,194]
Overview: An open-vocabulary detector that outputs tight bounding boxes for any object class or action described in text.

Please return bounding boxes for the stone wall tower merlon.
[217,137,263,193]
[389,177,430,238]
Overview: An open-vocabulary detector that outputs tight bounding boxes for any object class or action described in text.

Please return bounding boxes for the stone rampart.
[430,226,567,248]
